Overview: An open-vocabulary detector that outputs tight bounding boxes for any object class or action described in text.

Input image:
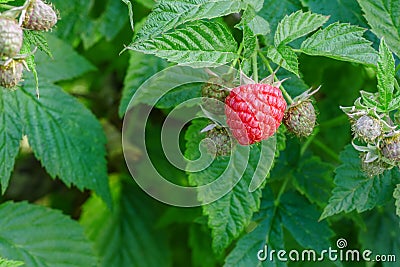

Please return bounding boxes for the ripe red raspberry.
[23,0,58,31]
[225,83,286,145]
[0,17,23,57]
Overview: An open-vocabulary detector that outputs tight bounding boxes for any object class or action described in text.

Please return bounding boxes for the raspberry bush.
[0,0,399,266]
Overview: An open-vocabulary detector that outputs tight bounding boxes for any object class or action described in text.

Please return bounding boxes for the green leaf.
[277,68,309,97]
[0,201,97,266]
[0,258,23,267]
[245,0,264,12]
[52,0,127,48]
[136,0,156,9]
[51,0,92,45]
[247,15,271,36]
[258,0,303,42]
[0,0,16,3]
[267,45,299,77]
[225,189,333,267]
[388,96,400,111]
[119,51,168,117]
[303,0,367,26]
[394,184,400,217]
[240,6,270,36]
[0,89,23,194]
[129,20,238,68]
[35,35,96,83]
[16,78,112,207]
[81,0,128,49]
[156,83,201,109]
[80,177,172,267]
[23,31,52,58]
[279,192,334,252]
[243,25,257,58]
[357,0,400,58]
[224,187,284,267]
[300,22,378,66]
[133,0,246,42]
[240,6,260,59]
[321,145,400,220]
[293,156,334,208]
[185,120,276,254]
[122,65,208,110]
[377,39,395,110]
[274,10,329,46]
[359,206,400,266]
[20,37,39,95]
[360,90,382,111]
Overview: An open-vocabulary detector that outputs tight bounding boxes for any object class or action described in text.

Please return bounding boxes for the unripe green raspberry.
[0,17,23,57]
[205,127,233,156]
[201,77,230,114]
[352,115,382,143]
[283,100,316,137]
[0,60,24,88]
[380,133,400,163]
[23,0,58,31]
[360,153,388,177]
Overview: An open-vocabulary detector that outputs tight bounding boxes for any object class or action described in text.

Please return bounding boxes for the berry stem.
[229,42,244,71]
[252,39,259,82]
[312,139,340,162]
[291,48,302,53]
[274,176,290,207]
[300,128,319,156]
[319,115,348,128]
[258,51,294,104]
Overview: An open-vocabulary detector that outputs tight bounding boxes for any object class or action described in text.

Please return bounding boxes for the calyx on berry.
[201,69,235,115]
[341,98,394,144]
[343,95,399,176]
[224,72,287,145]
[283,87,320,137]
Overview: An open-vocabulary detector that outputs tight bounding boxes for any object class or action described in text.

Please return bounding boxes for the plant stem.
[274,176,290,206]
[258,51,294,104]
[319,115,348,128]
[312,139,340,162]
[230,42,244,70]
[300,128,319,156]
[291,48,302,53]
[252,39,259,82]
